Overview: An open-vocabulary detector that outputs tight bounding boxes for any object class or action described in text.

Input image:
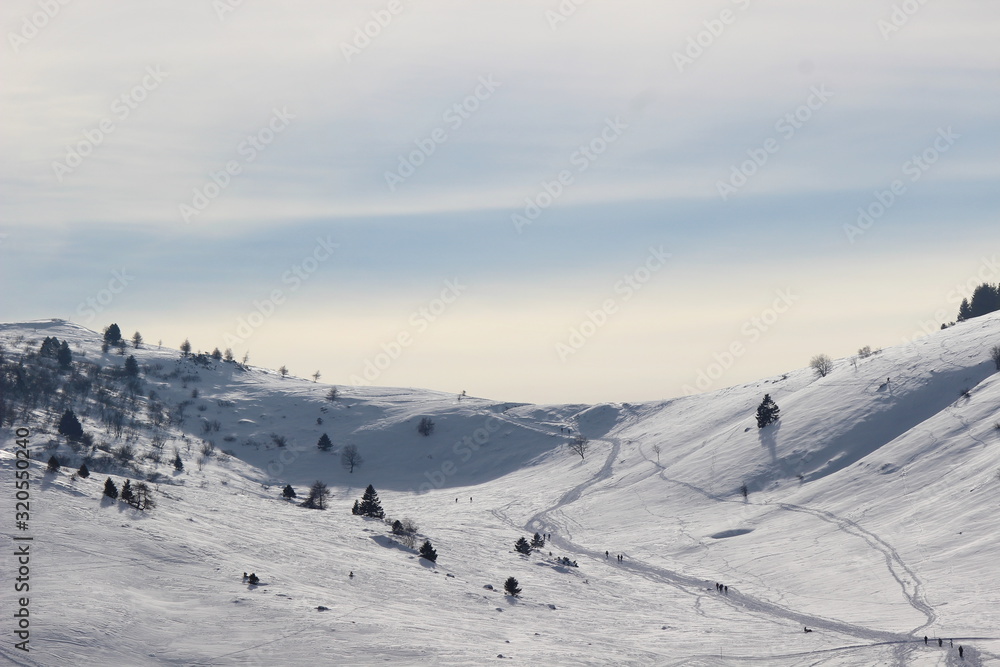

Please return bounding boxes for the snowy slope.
[1,316,999,666]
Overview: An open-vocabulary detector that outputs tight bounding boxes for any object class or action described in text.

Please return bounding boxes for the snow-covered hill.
[1,316,998,665]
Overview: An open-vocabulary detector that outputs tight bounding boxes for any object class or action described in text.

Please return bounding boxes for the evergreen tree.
[58,409,84,441]
[223,348,234,362]
[57,341,73,370]
[392,519,404,534]
[531,532,545,549]
[131,331,143,349]
[352,499,361,515]
[173,452,184,471]
[756,394,780,429]
[78,462,90,478]
[47,455,60,473]
[211,347,222,360]
[514,537,532,555]
[120,479,134,504]
[317,433,333,452]
[103,324,122,344]
[358,484,385,518]
[39,336,60,358]
[282,484,296,499]
[124,355,139,377]
[504,576,521,597]
[419,540,438,562]
[180,339,192,357]
[103,477,119,499]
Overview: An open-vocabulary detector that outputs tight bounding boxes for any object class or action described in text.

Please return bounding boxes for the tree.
[103,324,122,344]
[301,481,330,509]
[740,482,749,501]
[504,576,521,597]
[312,370,321,383]
[756,394,780,429]
[78,462,90,478]
[317,433,333,452]
[810,354,833,377]
[131,331,143,349]
[173,451,184,471]
[341,444,363,473]
[58,409,84,441]
[352,500,361,515]
[652,444,661,463]
[103,477,119,499]
[120,479,134,504]
[180,339,192,357]
[211,347,222,361]
[991,344,1000,371]
[223,348,234,362]
[531,532,545,549]
[568,434,589,459]
[47,455,60,473]
[278,365,289,378]
[419,540,438,562]
[358,484,384,518]
[418,417,435,436]
[858,345,873,359]
[325,387,338,402]
[57,341,73,370]
[124,355,140,377]
[131,482,154,510]
[514,537,532,555]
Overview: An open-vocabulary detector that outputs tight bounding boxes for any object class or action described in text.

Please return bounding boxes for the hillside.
[1,317,999,665]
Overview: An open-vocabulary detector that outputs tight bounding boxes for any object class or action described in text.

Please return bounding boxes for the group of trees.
[958,283,1000,322]
[102,476,154,510]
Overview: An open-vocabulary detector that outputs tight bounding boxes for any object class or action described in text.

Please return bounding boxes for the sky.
[1,0,998,405]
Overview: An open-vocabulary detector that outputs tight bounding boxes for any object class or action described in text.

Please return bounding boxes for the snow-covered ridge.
[1,315,998,665]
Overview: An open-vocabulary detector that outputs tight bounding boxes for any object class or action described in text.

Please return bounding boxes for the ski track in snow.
[503,436,988,664]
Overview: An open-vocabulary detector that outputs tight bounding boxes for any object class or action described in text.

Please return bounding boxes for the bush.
[418,417,435,436]
[282,484,296,499]
[858,345,872,359]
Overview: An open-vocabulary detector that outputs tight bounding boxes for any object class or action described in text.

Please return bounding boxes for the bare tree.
[312,370,321,382]
[326,387,338,402]
[301,480,330,509]
[810,354,833,377]
[652,444,661,463]
[341,444,363,473]
[568,434,589,460]
[180,339,192,357]
[991,344,1000,371]
[278,365,289,378]
[131,331,143,349]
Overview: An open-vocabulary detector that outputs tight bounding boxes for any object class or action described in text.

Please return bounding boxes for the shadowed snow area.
[1,315,999,665]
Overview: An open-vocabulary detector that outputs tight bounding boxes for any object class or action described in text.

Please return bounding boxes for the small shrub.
[418,417,435,436]
[270,434,288,448]
[858,345,872,359]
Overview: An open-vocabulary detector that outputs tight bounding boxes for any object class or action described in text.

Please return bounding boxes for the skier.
[804,627,812,633]
[959,646,964,658]
[248,573,259,585]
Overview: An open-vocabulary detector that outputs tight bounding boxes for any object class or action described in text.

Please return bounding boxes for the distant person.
[606,551,609,559]
[243,572,248,582]
[959,645,964,658]
[924,636,928,645]
[349,571,354,578]
[248,573,259,585]
[804,627,812,633]
[939,638,943,647]
[724,585,728,594]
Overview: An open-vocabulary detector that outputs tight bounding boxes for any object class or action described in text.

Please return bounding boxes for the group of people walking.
[924,637,964,658]
[605,551,624,562]
[714,582,728,594]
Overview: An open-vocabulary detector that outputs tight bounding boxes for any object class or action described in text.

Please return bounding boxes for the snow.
[1,316,999,665]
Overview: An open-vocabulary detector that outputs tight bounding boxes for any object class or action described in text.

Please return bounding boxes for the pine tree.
[58,409,84,441]
[282,484,296,499]
[173,452,184,471]
[352,500,361,515]
[47,455,60,473]
[180,339,192,357]
[120,479,134,504]
[103,477,119,499]
[358,485,384,518]
[57,341,73,370]
[419,540,438,562]
[132,331,143,349]
[504,576,521,597]
[78,463,90,478]
[531,532,545,549]
[211,347,222,360]
[103,324,122,344]
[515,537,532,555]
[317,433,333,452]
[756,394,780,429]
[124,355,139,377]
